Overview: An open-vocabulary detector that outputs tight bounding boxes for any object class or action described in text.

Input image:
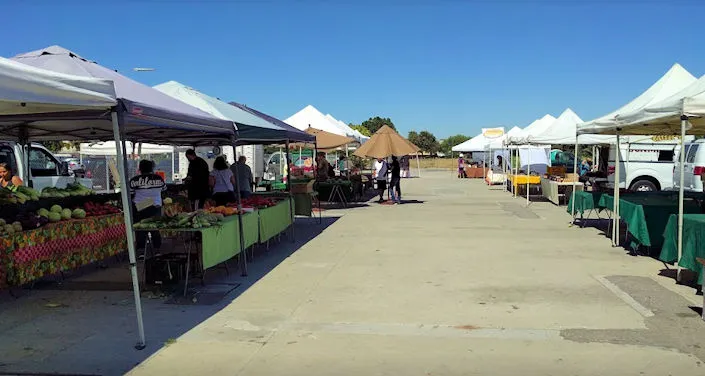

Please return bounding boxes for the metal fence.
[79,153,175,193]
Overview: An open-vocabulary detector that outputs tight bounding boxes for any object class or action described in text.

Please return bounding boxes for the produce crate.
[546,166,566,177]
[291,180,314,194]
[563,173,579,183]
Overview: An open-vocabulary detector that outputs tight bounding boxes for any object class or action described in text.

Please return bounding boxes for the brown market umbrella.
[296,126,356,150]
[353,125,420,159]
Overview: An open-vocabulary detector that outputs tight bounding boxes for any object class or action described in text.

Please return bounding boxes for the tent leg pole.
[526,148,531,206]
[612,132,620,247]
[677,116,688,283]
[286,140,295,242]
[111,111,146,350]
[571,138,579,226]
[416,154,421,178]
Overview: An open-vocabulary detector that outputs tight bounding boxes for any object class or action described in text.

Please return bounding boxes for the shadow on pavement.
[0,216,340,376]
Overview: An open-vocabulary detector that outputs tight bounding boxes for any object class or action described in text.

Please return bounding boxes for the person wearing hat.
[458,154,466,178]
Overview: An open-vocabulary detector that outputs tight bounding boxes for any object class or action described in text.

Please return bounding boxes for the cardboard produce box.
[291,180,314,194]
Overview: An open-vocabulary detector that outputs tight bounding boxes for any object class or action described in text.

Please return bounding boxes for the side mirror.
[60,161,70,175]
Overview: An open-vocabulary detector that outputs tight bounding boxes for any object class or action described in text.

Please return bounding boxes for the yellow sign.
[650,135,680,142]
[482,127,505,139]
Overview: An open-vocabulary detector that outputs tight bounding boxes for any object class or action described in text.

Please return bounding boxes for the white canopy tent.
[507,114,556,145]
[581,72,705,297]
[80,141,173,156]
[575,63,700,255]
[285,105,349,136]
[324,113,369,144]
[0,56,117,116]
[324,114,356,137]
[529,109,590,145]
[451,132,487,152]
[579,63,697,134]
[615,74,705,132]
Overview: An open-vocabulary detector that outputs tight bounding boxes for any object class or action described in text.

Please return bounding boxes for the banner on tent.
[482,127,505,139]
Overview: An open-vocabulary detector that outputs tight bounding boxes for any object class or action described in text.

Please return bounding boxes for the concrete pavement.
[128,171,705,376]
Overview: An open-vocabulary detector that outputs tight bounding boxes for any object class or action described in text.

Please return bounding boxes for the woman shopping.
[0,162,23,189]
[209,156,237,205]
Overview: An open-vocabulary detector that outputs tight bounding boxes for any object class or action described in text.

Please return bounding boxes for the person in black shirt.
[184,149,210,210]
[130,160,165,250]
[389,156,401,204]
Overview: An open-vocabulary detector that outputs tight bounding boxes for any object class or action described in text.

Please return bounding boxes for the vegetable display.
[40,183,94,198]
[206,205,239,216]
[83,202,121,216]
[236,196,278,209]
[133,210,224,229]
[0,186,40,204]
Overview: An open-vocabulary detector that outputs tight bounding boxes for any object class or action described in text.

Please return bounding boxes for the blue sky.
[3,0,705,139]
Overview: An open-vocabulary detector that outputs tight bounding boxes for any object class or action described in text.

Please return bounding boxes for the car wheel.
[630,180,657,192]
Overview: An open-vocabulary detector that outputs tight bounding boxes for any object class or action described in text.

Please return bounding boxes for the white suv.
[674,139,705,192]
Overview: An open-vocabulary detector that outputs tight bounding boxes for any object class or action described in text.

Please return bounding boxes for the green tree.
[349,124,371,137]
[407,131,419,147]
[440,134,471,155]
[41,141,81,153]
[416,131,440,154]
[360,116,395,134]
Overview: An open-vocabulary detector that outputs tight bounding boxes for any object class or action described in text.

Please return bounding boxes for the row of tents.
[453,61,705,292]
[0,45,377,349]
[452,63,698,154]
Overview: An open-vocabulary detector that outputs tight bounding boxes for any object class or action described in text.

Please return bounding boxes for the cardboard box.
[291,180,314,194]
[562,173,579,183]
[547,166,566,177]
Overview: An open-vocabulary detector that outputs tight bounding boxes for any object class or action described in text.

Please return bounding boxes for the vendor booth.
[576,62,705,320]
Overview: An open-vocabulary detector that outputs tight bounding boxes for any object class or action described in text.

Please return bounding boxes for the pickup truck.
[0,142,93,192]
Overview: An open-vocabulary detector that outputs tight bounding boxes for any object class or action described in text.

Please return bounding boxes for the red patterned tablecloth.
[1,214,126,288]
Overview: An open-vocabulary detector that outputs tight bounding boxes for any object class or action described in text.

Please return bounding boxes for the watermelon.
[72,209,86,219]
[48,212,62,223]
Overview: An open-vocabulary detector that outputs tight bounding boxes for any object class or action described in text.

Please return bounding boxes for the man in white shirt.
[373,157,388,203]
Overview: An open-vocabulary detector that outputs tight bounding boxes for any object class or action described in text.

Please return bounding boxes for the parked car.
[264,150,314,181]
[607,135,694,192]
[0,142,93,191]
[674,139,705,193]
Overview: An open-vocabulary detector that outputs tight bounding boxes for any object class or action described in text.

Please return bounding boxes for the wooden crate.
[291,180,314,194]
[546,166,566,177]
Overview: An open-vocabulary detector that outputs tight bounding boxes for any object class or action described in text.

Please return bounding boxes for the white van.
[674,139,705,192]
[608,136,694,192]
[0,142,92,191]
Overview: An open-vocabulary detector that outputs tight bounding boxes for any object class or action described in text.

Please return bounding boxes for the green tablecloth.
[145,212,259,271]
[240,212,259,249]
[200,215,240,269]
[567,191,607,216]
[661,214,705,285]
[315,181,352,201]
[600,194,702,250]
[258,198,293,243]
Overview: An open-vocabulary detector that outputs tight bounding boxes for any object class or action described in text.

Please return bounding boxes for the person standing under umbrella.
[373,157,388,203]
[389,156,401,204]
